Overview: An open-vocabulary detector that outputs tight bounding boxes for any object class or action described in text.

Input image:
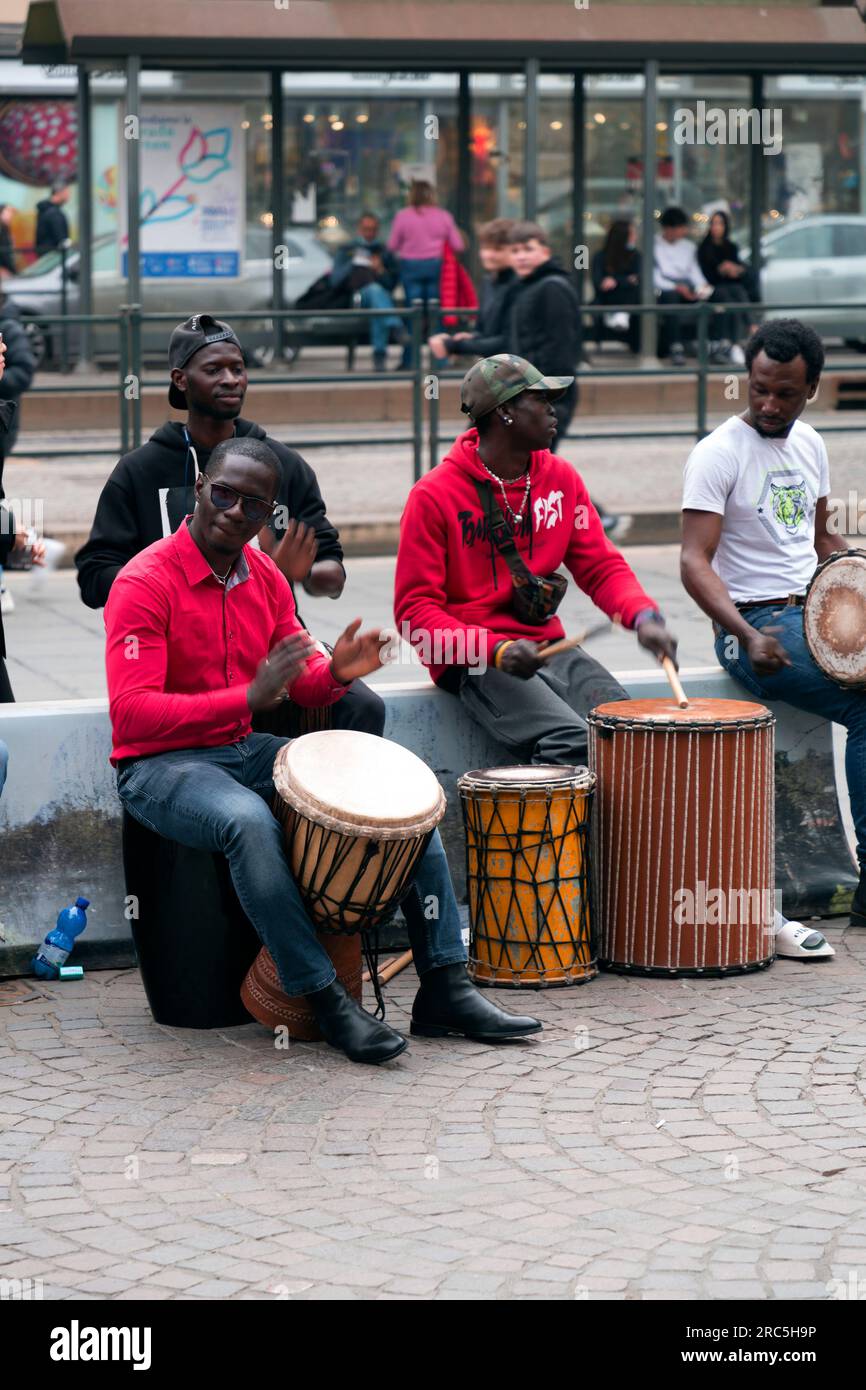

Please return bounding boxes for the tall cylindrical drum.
[459,765,596,987]
[588,699,775,976]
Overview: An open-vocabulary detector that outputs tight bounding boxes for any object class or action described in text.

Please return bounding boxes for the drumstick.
[663,656,688,708]
[538,620,611,663]
[361,950,414,986]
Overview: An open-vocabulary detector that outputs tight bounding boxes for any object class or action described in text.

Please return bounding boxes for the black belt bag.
[472,477,567,626]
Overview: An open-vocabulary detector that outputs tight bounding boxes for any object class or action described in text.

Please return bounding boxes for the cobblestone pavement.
[2,932,866,1302]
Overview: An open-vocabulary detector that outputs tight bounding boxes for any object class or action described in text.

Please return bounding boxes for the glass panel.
[282,74,460,251]
[765,76,864,224]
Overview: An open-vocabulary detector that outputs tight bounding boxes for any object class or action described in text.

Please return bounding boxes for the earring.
[504,416,513,425]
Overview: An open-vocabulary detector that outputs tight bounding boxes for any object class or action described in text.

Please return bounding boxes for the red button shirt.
[104,517,346,765]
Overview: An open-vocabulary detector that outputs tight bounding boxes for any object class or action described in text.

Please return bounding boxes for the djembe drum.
[588,698,776,975]
[458,765,596,987]
[241,731,446,1036]
[804,549,866,688]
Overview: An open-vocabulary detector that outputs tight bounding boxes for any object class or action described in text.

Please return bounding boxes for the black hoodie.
[35,199,69,257]
[508,258,581,378]
[75,419,342,611]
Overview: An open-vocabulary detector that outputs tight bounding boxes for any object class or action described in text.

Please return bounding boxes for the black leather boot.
[851,867,866,928]
[308,980,408,1064]
[411,964,543,1042]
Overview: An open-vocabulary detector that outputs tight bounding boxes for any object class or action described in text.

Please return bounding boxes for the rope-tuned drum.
[588,698,776,976]
[458,765,596,987]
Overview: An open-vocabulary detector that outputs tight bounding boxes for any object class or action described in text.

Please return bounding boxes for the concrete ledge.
[0,671,857,977]
[18,368,866,436]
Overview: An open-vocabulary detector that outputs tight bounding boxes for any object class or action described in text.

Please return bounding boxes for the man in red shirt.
[106,435,540,1064]
[395,355,677,760]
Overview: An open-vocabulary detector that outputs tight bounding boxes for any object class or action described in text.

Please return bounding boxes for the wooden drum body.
[459,766,596,988]
[272,730,446,933]
[588,699,776,976]
[804,548,866,689]
[241,730,446,1037]
[240,933,362,1041]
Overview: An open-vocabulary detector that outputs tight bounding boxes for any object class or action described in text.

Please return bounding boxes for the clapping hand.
[330,618,387,684]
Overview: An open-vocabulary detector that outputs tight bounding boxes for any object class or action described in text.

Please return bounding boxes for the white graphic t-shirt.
[682,414,829,602]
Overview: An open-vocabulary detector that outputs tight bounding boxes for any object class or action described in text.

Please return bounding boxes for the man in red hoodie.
[394,355,677,764]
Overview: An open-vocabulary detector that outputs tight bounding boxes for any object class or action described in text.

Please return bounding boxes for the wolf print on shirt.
[756,470,812,544]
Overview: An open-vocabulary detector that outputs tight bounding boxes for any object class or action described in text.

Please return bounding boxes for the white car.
[750,214,866,346]
[3,228,334,366]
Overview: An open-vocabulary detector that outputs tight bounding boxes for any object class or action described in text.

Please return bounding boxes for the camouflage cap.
[460,353,573,423]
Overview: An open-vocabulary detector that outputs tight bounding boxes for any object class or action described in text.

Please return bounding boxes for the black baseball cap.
[167,314,243,409]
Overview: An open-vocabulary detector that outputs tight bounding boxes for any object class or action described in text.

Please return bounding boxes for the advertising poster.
[118,103,245,277]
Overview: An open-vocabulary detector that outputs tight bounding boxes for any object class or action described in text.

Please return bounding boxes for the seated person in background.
[428,218,516,362]
[591,219,641,354]
[698,208,760,348]
[75,314,385,739]
[654,206,741,367]
[330,211,407,372]
[106,434,541,1066]
[395,354,678,767]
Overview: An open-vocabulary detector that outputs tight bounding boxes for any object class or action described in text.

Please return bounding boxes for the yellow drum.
[458,765,597,988]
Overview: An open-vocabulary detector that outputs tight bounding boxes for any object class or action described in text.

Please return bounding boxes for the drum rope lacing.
[274,794,437,1019]
[459,785,594,982]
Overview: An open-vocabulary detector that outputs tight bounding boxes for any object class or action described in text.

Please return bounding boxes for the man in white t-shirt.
[681,317,864,961]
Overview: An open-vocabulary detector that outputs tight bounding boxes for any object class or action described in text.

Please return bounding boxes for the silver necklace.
[479,459,531,527]
[210,563,232,585]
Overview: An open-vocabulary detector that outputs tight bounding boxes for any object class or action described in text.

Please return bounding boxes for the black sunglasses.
[202,475,276,524]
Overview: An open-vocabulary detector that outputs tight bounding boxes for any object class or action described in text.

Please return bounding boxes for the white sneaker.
[604,311,631,333]
[773,911,834,960]
[0,588,13,615]
[729,343,746,366]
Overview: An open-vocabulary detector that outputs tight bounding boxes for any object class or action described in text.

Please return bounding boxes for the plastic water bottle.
[32,897,90,980]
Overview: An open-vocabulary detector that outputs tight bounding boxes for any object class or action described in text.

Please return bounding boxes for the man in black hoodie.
[35,181,71,257]
[504,222,582,448]
[75,314,384,735]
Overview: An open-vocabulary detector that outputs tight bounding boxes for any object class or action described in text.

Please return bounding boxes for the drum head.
[804,551,866,688]
[589,697,772,727]
[274,730,446,837]
[458,764,594,793]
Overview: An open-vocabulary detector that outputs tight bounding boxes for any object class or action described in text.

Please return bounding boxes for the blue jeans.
[357,281,402,357]
[715,604,866,867]
[399,257,442,365]
[117,734,466,998]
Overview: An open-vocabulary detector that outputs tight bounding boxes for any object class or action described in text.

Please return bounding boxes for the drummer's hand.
[330,617,385,684]
[746,627,792,677]
[264,518,319,583]
[246,632,316,710]
[496,639,546,680]
[636,617,678,667]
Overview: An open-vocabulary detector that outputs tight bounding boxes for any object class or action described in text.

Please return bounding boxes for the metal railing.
[8,296,866,479]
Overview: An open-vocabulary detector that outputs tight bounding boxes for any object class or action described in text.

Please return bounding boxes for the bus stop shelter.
[17,0,866,359]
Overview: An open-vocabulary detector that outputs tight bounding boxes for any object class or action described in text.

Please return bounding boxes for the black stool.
[122,811,261,1028]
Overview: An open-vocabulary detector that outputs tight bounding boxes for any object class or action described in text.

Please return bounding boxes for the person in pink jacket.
[388,181,464,367]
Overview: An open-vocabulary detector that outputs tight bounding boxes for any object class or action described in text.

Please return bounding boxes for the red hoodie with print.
[394,429,658,686]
